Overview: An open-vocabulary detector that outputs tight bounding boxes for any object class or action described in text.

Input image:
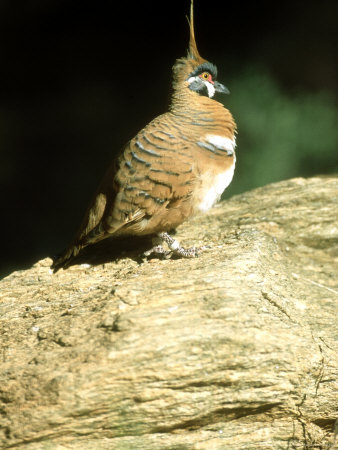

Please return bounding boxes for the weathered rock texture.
[1,176,337,449]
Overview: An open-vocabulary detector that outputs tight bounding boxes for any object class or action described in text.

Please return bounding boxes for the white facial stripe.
[206,135,236,153]
[205,81,215,98]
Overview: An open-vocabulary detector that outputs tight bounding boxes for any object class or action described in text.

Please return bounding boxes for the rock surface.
[0,176,337,449]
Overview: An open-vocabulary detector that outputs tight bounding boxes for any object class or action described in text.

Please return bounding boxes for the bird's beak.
[214,81,230,94]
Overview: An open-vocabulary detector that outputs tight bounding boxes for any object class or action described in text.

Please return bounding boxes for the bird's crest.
[172,0,207,87]
[187,0,201,61]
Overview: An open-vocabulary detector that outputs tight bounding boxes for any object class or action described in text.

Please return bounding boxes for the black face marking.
[187,62,218,80]
[188,78,209,96]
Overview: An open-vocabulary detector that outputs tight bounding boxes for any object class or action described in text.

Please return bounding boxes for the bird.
[52,0,237,272]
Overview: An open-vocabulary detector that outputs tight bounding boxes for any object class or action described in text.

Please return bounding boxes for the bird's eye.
[201,72,210,80]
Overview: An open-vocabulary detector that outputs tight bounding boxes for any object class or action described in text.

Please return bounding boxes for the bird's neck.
[169,86,236,139]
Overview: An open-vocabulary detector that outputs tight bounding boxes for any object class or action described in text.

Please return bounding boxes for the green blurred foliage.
[224,68,338,195]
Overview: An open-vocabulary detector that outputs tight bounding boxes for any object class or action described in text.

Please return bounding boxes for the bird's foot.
[144,244,172,259]
[145,232,200,259]
[174,245,199,258]
[158,232,198,257]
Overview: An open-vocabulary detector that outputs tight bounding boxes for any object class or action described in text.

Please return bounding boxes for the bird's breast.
[194,134,236,213]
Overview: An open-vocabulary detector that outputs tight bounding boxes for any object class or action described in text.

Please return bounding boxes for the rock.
[0,176,337,449]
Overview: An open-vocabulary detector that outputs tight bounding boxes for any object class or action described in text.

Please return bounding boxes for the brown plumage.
[52,0,237,272]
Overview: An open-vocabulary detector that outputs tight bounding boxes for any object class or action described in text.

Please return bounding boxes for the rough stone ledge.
[0,176,337,449]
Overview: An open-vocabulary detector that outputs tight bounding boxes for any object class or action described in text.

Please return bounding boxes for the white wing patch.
[206,134,236,154]
[198,157,236,213]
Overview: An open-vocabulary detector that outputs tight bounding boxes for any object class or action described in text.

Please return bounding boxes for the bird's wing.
[110,120,197,227]
[52,116,197,271]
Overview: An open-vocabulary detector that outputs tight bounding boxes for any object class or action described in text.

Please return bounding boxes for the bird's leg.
[144,232,199,259]
[158,232,198,258]
[144,232,198,258]
[143,235,171,258]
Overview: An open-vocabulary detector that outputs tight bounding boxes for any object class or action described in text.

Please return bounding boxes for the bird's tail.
[51,242,83,273]
[51,219,109,272]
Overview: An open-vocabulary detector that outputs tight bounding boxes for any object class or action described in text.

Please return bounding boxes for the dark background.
[1,0,337,278]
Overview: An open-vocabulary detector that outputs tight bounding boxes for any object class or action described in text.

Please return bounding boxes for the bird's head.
[172,0,229,99]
